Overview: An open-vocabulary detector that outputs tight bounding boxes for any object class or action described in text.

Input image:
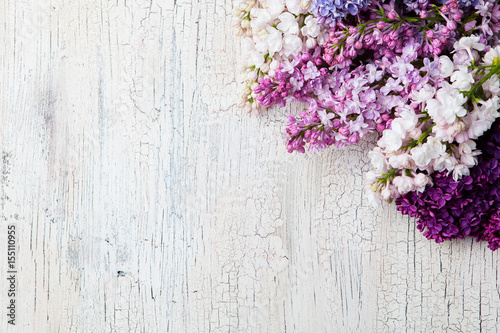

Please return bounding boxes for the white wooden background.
[1,0,500,332]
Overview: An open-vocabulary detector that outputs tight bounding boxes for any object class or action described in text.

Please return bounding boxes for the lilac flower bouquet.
[233,0,500,250]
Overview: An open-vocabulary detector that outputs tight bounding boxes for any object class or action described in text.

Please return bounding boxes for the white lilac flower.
[411,84,436,104]
[267,0,286,19]
[433,154,458,172]
[242,38,265,67]
[392,176,415,195]
[285,0,302,15]
[408,127,422,141]
[365,170,378,183]
[282,34,303,56]
[305,38,317,49]
[482,46,500,66]
[365,186,381,208]
[368,148,388,174]
[381,186,392,200]
[434,119,466,143]
[281,56,299,73]
[460,153,477,167]
[410,137,446,168]
[452,164,470,181]
[250,8,272,31]
[454,36,485,51]
[410,145,431,168]
[468,115,491,139]
[413,173,431,193]
[277,12,299,34]
[438,56,455,78]
[365,64,383,83]
[453,35,486,61]
[483,75,500,97]
[388,153,415,169]
[270,59,279,70]
[378,108,417,152]
[301,15,320,38]
[457,140,479,167]
[263,27,283,56]
[397,107,419,129]
[377,122,406,152]
[458,140,476,155]
[426,136,447,157]
[479,96,500,120]
[465,99,499,140]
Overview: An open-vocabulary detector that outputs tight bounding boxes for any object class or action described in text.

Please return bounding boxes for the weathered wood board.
[1,0,499,332]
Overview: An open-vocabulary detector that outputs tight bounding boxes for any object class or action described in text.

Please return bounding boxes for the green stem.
[471,65,496,70]
[417,124,435,145]
[401,123,435,151]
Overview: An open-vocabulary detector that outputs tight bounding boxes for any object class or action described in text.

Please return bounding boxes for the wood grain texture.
[1,0,500,332]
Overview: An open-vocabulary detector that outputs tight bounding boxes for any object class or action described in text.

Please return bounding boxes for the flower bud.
[387,11,397,20]
[305,38,316,49]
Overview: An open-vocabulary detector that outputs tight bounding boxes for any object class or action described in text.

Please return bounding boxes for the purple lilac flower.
[254,47,333,108]
[278,39,446,154]
[253,77,289,107]
[320,1,461,67]
[320,0,500,70]
[254,0,500,113]
[282,60,399,152]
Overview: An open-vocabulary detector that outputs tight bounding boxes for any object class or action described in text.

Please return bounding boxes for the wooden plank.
[1,0,499,331]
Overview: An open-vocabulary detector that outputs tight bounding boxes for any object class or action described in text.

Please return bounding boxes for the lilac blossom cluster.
[321,1,462,68]
[234,0,500,250]
[233,0,329,113]
[311,0,371,26]
[278,46,424,152]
